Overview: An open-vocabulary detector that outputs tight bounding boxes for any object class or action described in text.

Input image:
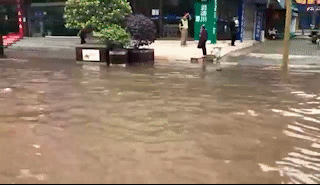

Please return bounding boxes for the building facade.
[0,0,29,36]
[215,0,268,41]
[265,0,299,39]
[194,0,278,42]
[27,0,78,37]
[22,0,194,37]
[2,0,293,42]
[130,0,194,38]
[296,0,320,30]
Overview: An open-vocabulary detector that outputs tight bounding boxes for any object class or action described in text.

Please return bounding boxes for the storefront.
[215,0,266,42]
[194,0,217,43]
[1,0,74,37]
[296,3,320,30]
[216,0,240,40]
[238,0,269,42]
[28,0,79,37]
[242,0,257,40]
[130,0,194,38]
[0,0,28,37]
[195,0,268,42]
[265,1,298,39]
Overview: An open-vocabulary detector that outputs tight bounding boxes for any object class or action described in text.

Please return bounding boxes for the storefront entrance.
[0,4,19,34]
[216,0,239,40]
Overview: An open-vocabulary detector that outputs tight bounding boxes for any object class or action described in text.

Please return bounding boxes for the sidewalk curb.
[8,46,75,51]
[154,40,259,61]
[45,36,79,39]
[7,37,259,62]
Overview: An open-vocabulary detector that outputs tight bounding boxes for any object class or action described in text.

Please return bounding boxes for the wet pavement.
[0,39,320,183]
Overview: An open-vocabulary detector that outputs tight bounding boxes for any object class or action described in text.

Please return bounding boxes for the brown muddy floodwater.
[0,57,319,184]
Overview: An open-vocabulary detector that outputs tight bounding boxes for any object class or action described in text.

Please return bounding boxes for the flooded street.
[1,41,320,183]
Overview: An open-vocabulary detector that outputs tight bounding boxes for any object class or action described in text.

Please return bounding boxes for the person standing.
[234,16,239,39]
[197,24,208,56]
[179,13,190,46]
[229,17,237,46]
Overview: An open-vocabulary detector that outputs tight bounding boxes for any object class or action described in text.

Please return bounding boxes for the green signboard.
[194,0,217,44]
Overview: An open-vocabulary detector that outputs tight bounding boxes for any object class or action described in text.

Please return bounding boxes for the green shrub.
[64,0,132,48]
[96,24,131,49]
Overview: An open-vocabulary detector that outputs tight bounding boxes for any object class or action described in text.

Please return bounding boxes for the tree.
[126,14,156,49]
[64,0,133,47]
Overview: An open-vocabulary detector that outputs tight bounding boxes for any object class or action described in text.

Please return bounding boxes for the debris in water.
[32,144,40,149]
[258,163,278,172]
[248,110,258,116]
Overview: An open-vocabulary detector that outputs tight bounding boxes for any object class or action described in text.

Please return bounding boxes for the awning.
[269,0,299,11]
[277,0,285,9]
[250,0,295,10]
[266,0,286,9]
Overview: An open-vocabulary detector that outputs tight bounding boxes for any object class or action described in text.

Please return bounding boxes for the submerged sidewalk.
[8,37,258,62]
[150,40,258,62]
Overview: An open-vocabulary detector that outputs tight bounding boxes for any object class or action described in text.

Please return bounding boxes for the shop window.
[0,5,19,33]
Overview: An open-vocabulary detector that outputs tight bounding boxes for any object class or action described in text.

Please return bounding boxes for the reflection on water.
[274,88,320,184]
[0,59,320,183]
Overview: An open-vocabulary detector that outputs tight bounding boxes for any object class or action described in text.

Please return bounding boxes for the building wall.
[25,0,269,40]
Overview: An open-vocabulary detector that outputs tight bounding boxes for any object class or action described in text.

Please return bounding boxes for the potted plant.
[126,14,157,66]
[96,24,131,65]
[64,0,132,65]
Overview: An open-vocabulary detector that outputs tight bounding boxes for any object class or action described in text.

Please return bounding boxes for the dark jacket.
[79,30,87,38]
[229,20,237,34]
[198,28,208,48]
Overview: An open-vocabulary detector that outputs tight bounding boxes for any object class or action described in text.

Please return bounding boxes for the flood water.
[0,55,320,183]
